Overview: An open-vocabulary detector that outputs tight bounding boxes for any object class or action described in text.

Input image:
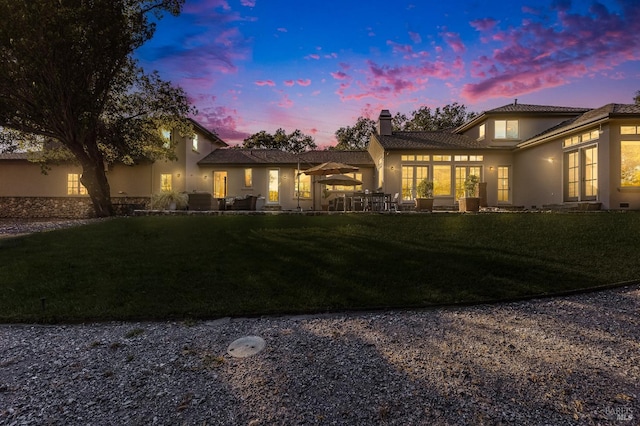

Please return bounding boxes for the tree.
[333,117,376,150]
[241,129,317,153]
[634,90,640,105]
[0,0,190,217]
[401,103,477,131]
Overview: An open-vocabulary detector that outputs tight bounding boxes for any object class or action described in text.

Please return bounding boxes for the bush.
[151,190,188,210]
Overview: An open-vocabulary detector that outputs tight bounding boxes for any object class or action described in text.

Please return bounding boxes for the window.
[433,165,452,196]
[566,151,579,200]
[495,120,518,139]
[67,173,87,195]
[192,134,199,151]
[564,129,600,147]
[621,126,640,135]
[479,124,485,140]
[401,166,428,201]
[401,155,429,161]
[244,168,253,187]
[295,170,311,199]
[432,155,451,162]
[454,155,484,162]
[455,166,481,199]
[565,145,598,200]
[213,171,227,198]
[268,169,279,203]
[160,174,172,191]
[583,146,598,199]
[497,166,511,203]
[621,141,640,187]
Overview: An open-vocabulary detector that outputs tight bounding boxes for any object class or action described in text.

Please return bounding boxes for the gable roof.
[198,149,375,167]
[456,102,592,133]
[518,103,640,148]
[373,131,485,151]
[188,118,228,147]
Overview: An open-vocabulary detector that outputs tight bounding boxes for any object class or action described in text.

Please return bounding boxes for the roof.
[374,131,486,151]
[188,118,228,147]
[455,102,592,133]
[518,103,640,148]
[0,152,29,160]
[198,149,375,167]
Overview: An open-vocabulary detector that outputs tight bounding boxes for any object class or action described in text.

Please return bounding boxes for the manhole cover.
[227,336,266,358]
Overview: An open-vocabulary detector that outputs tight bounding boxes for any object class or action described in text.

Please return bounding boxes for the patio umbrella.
[316,174,363,186]
[303,161,359,176]
[303,162,360,210]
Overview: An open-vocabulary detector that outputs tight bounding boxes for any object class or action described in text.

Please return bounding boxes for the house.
[2,101,640,217]
[369,102,640,211]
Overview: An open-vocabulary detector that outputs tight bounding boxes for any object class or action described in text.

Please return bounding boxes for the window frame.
[495,120,519,140]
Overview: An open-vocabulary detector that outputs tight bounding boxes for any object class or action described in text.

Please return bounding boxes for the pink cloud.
[331,71,349,80]
[440,31,466,53]
[194,105,250,143]
[462,1,640,102]
[409,31,422,44]
[305,54,320,60]
[240,0,255,6]
[283,80,295,87]
[470,18,498,32]
[387,40,413,55]
[255,80,275,86]
[297,79,311,86]
[276,92,293,108]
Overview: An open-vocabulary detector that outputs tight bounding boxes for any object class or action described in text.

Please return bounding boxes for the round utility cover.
[227,336,266,358]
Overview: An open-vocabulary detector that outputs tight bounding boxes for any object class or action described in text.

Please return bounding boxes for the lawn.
[1,212,639,323]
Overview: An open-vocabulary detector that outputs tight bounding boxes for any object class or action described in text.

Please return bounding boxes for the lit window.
[621,126,640,135]
[497,166,510,203]
[244,168,253,187]
[401,166,428,200]
[621,141,640,187]
[432,155,451,162]
[192,134,199,151]
[67,173,87,195]
[401,155,429,162]
[479,124,485,140]
[433,165,452,196]
[455,155,468,162]
[295,171,311,199]
[495,120,518,139]
[160,174,172,191]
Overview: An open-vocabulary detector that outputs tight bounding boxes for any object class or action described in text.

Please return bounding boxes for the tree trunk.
[79,159,114,218]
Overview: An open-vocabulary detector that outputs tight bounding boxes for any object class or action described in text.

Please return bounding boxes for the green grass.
[1,212,639,323]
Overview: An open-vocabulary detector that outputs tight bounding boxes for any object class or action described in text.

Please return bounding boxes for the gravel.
[0,220,638,425]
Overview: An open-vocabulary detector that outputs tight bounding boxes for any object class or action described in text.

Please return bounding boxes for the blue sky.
[135,0,640,148]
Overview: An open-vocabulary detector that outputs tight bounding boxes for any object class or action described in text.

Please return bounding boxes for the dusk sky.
[135,0,640,148]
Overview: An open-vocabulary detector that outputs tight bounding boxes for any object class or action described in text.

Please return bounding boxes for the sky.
[135,0,640,148]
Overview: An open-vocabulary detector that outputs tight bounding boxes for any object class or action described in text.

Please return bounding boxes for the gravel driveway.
[1,284,638,425]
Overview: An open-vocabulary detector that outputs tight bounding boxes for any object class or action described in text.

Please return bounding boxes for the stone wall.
[0,197,150,218]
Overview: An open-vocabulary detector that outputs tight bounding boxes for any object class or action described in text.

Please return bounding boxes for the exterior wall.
[0,196,149,218]
[0,160,82,196]
[512,140,564,208]
[379,148,513,208]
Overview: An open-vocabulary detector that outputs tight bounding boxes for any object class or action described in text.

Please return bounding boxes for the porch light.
[547,157,554,163]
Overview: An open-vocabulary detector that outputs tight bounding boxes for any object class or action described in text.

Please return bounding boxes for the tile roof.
[485,103,591,114]
[198,149,375,166]
[375,131,486,150]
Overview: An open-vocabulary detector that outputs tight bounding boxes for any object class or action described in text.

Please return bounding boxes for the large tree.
[333,117,376,150]
[634,90,640,105]
[397,103,477,131]
[0,0,191,217]
[241,129,317,153]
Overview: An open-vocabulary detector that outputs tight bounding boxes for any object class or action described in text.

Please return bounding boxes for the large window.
[244,168,253,188]
[433,165,452,196]
[455,166,481,199]
[495,120,518,139]
[160,174,172,191]
[566,151,579,200]
[479,124,485,140]
[268,169,279,203]
[621,141,640,187]
[67,173,87,195]
[192,134,199,151]
[565,145,598,200]
[213,171,227,198]
[401,166,428,200]
[583,146,598,199]
[295,170,311,199]
[497,166,510,203]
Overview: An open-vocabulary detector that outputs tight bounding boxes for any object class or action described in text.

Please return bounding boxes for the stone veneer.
[0,197,150,218]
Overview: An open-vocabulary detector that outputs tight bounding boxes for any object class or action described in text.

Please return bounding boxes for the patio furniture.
[386,193,399,211]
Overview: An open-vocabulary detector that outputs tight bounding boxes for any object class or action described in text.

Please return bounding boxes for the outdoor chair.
[386,193,399,211]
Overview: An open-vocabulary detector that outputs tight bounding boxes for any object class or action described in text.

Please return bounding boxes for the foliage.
[394,103,477,131]
[1,213,639,322]
[151,190,188,210]
[333,116,376,150]
[464,174,480,197]
[241,128,316,153]
[416,179,434,198]
[634,90,640,105]
[0,0,190,217]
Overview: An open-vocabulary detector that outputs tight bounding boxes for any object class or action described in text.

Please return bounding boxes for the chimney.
[514,98,518,105]
[377,109,392,136]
